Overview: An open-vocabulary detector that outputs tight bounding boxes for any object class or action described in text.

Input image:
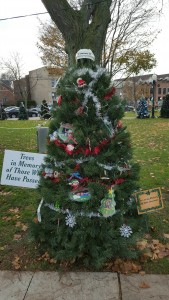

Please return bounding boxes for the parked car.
[27,108,39,117]
[35,105,41,113]
[6,107,39,118]
[6,107,20,118]
[4,106,19,112]
[125,105,135,112]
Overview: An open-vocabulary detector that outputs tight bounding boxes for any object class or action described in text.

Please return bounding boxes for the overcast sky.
[0,0,169,76]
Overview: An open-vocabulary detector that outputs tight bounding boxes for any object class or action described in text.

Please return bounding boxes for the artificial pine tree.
[32,49,147,269]
[18,102,29,120]
[160,94,169,118]
[136,98,150,118]
[40,99,51,119]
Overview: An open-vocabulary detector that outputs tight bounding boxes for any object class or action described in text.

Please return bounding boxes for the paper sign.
[0,150,46,189]
[134,188,164,214]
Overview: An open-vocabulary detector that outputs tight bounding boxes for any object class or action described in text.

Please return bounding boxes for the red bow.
[57,95,62,106]
[104,87,116,100]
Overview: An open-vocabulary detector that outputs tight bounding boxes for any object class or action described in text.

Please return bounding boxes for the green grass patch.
[0,117,169,272]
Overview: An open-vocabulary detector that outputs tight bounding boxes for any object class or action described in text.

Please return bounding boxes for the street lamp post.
[152,74,157,118]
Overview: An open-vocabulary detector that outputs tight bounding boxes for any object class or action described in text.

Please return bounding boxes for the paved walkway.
[0,271,169,300]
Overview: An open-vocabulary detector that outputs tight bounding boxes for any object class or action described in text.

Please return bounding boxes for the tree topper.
[76,49,95,61]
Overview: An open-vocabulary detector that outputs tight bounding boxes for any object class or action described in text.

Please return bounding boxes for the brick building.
[114,73,169,107]
[0,80,15,106]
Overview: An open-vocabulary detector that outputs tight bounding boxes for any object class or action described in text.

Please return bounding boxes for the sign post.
[0,150,46,189]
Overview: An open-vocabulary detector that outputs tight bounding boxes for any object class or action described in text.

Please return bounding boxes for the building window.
[158,88,161,94]
[163,88,166,95]
[2,97,7,103]
[167,88,169,94]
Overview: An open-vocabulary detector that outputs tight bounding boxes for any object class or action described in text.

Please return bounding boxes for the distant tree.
[0,73,13,89]
[37,20,68,68]
[0,52,27,102]
[115,50,156,76]
[0,52,39,108]
[160,94,169,118]
[18,102,29,120]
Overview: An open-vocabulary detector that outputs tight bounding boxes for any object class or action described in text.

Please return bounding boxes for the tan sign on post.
[133,188,164,214]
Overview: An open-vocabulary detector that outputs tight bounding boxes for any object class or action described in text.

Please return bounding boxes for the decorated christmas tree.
[18,102,29,120]
[40,99,51,119]
[160,94,169,118]
[136,98,150,119]
[32,49,147,269]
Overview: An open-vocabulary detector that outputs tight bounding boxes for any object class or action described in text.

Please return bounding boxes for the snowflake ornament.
[65,213,76,228]
[43,167,53,178]
[119,224,132,238]
[65,144,75,154]
[49,130,58,141]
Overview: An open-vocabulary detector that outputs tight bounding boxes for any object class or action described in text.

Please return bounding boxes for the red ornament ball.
[77,78,86,88]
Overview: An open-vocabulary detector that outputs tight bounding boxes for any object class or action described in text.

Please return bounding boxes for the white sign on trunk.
[0,150,46,188]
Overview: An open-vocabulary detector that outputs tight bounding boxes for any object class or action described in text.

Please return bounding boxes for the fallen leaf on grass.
[2,216,12,221]
[15,221,28,231]
[13,234,22,241]
[12,214,20,220]
[49,258,57,264]
[33,217,38,223]
[37,252,57,264]
[139,271,146,275]
[158,250,169,258]
[150,226,157,232]
[163,233,169,239]
[0,191,11,195]
[12,255,21,270]
[139,282,150,289]
[139,237,169,261]
[163,219,169,224]
[152,239,160,245]
[136,239,148,250]
[140,251,153,262]
[111,259,142,273]
[9,208,20,213]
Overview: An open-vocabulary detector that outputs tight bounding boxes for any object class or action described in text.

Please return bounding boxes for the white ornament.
[65,213,76,228]
[66,144,75,151]
[49,130,58,141]
[44,168,53,178]
[76,49,95,61]
[120,224,132,238]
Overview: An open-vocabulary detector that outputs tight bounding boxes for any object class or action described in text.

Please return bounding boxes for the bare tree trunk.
[42,0,112,65]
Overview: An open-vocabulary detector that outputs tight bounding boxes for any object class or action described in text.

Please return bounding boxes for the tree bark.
[42,0,112,65]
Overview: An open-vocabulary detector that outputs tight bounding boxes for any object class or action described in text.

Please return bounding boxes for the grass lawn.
[0,115,169,273]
